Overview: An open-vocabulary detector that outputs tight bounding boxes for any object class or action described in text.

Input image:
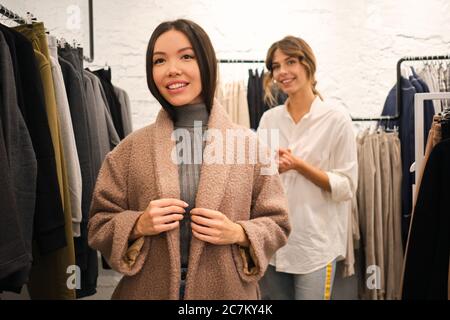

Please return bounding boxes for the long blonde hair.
[264,36,322,106]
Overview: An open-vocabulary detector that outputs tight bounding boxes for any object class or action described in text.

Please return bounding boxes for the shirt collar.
[282,95,324,122]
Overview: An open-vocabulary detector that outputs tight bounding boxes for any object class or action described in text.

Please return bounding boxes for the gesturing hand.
[278,148,301,174]
[131,198,188,239]
[190,208,249,247]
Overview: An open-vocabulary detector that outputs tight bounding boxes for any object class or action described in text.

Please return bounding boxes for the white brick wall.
[3,0,450,130]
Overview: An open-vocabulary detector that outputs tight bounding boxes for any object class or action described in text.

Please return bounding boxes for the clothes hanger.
[25,12,35,24]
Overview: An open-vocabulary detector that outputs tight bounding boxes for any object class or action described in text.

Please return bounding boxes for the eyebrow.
[272,56,295,64]
[153,47,194,56]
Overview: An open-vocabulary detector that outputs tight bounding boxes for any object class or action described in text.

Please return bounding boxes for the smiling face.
[152,29,203,106]
[271,48,311,96]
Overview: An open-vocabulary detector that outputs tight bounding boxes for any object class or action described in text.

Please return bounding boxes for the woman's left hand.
[190,208,249,247]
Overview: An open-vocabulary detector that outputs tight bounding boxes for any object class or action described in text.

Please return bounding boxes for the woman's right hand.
[131,198,188,239]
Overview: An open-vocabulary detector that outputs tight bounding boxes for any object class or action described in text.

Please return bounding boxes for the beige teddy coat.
[87,102,291,300]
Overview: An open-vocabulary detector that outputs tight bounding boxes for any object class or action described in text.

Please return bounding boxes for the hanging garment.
[387,133,404,300]
[59,57,95,224]
[58,47,98,180]
[92,68,125,139]
[217,80,251,128]
[380,132,403,300]
[0,24,66,255]
[0,31,35,292]
[414,115,442,203]
[12,23,76,300]
[247,69,288,130]
[50,43,101,299]
[356,130,403,300]
[84,71,119,156]
[48,35,83,238]
[0,120,29,292]
[58,57,99,298]
[247,69,258,130]
[114,85,133,136]
[14,23,72,227]
[442,117,450,140]
[418,64,441,112]
[82,71,103,175]
[76,70,101,299]
[402,139,450,300]
[365,133,385,299]
[380,77,434,246]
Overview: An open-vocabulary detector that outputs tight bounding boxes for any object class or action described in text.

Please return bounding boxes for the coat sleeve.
[232,149,291,283]
[87,141,149,276]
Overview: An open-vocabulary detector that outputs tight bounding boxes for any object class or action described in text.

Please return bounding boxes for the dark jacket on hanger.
[0,118,30,293]
[247,69,257,130]
[58,47,97,179]
[247,69,265,130]
[82,72,103,176]
[0,24,66,255]
[59,56,99,298]
[59,57,98,297]
[402,138,450,300]
[381,77,435,246]
[59,57,95,222]
[0,31,35,292]
[0,28,37,259]
[247,69,287,131]
[92,68,125,139]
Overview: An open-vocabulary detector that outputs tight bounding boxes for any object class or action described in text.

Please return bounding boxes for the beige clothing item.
[48,50,83,237]
[357,131,403,300]
[388,133,403,300]
[217,81,251,128]
[370,134,385,300]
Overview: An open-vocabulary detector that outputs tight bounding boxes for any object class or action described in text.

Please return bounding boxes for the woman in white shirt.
[258,36,358,300]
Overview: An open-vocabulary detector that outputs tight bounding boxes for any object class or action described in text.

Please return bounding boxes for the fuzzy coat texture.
[88,101,291,300]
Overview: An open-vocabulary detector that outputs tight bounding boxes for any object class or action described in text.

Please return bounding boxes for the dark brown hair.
[146,19,217,121]
[264,36,322,106]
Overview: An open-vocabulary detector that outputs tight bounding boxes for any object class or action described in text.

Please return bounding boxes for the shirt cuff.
[326,171,353,202]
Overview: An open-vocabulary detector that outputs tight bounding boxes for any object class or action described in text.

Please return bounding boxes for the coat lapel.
[186,101,233,294]
[151,101,235,299]
[151,109,181,298]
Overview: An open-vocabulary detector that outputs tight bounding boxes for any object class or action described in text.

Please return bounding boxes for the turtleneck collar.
[173,103,209,128]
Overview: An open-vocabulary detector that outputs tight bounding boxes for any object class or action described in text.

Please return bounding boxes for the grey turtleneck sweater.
[173,103,209,269]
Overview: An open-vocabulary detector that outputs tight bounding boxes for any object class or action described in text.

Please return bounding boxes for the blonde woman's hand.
[131,198,188,239]
[278,148,302,173]
[190,208,249,247]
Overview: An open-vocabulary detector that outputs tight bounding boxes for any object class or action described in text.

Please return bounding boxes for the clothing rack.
[351,54,450,123]
[219,59,265,64]
[84,0,94,63]
[0,4,27,24]
[0,1,94,63]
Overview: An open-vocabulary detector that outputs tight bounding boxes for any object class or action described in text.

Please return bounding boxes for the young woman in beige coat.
[87,19,291,300]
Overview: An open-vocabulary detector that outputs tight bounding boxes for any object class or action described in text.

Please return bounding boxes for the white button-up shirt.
[258,97,358,274]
